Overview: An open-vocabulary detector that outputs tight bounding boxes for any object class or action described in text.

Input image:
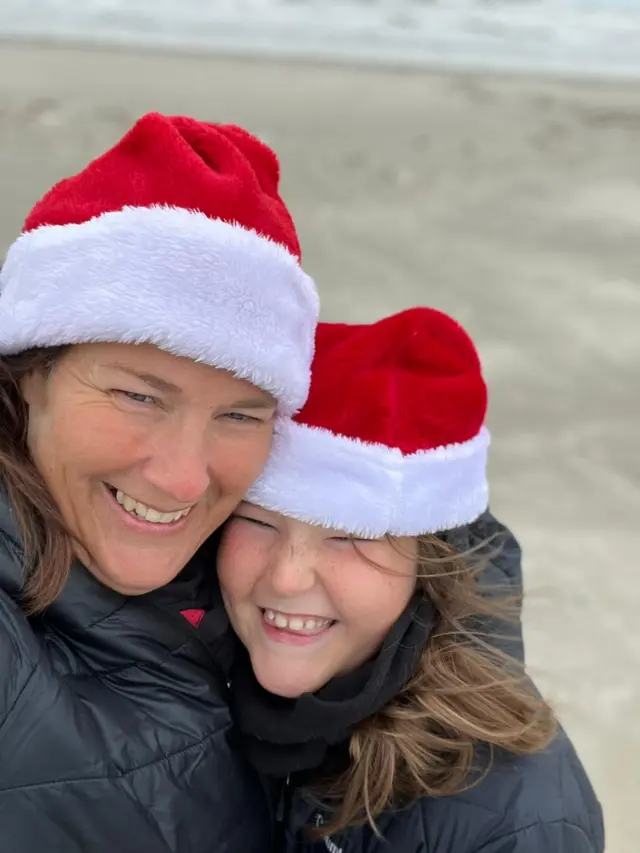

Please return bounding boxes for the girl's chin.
[254,667,328,699]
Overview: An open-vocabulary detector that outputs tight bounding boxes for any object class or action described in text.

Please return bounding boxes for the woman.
[0,112,318,852]
[218,308,605,852]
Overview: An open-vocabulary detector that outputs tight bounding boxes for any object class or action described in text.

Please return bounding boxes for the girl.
[0,112,317,852]
[218,308,604,852]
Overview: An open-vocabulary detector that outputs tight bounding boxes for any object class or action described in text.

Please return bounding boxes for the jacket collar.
[0,492,127,630]
[0,493,229,678]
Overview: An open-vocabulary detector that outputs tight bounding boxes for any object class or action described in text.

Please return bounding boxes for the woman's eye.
[117,390,157,405]
[222,412,261,423]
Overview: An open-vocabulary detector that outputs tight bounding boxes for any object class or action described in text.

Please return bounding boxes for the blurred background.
[1,2,638,851]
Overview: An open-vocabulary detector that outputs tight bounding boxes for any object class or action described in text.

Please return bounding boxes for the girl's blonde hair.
[313,533,557,837]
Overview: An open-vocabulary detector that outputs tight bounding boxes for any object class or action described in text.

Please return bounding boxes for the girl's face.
[218,503,417,697]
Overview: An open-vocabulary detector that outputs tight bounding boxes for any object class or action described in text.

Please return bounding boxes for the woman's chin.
[86,554,183,595]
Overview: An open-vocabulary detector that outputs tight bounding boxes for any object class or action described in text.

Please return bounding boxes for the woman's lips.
[104,483,191,535]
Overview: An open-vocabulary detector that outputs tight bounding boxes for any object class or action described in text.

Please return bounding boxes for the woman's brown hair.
[312,534,557,837]
[0,347,74,612]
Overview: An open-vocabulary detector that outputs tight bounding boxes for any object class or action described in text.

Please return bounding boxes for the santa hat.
[246,307,490,537]
[0,112,318,415]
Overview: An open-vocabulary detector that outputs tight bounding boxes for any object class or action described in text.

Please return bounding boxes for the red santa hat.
[0,112,318,415]
[246,307,490,537]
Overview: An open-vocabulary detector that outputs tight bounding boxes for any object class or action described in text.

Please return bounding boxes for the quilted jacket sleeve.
[0,588,39,728]
[473,820,598,853]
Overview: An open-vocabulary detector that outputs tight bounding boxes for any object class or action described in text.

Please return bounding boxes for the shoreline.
[3,7,640,83]
[4,34,640,99]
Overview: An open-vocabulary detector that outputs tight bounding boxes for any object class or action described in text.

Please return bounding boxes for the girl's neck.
[229,594,436,780]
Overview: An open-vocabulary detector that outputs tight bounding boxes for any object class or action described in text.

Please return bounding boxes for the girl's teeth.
[114,489,191,524]
[263,609,331,634]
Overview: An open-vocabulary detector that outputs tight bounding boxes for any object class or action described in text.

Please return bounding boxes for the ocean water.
[2,0,640,78]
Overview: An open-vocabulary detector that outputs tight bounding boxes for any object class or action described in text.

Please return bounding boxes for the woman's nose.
[142,422,212,505]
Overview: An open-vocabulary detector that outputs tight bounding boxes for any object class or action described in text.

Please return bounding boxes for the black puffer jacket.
[275,514,605,853]
[0,496,269,853]
[280,734,603,853]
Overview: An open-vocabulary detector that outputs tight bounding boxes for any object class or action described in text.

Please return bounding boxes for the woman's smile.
[103,482,195,535]
[109,485,194,524]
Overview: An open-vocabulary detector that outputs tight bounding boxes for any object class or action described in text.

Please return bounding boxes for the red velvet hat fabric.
[247,308,490,536]
[24,113,302,260]
[303,308,487,453]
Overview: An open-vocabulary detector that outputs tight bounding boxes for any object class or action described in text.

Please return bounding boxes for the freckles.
[339,572,410,622]
[221,532,271,593]
[218,533,244,563]
[220,555,259,599]
[220,528,263,568]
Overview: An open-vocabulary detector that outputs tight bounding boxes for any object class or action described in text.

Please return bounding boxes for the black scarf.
[230,594,436,779]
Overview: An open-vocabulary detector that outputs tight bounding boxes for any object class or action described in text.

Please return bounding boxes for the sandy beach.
[0,40,638,851]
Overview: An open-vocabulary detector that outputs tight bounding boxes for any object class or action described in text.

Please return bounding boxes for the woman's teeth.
[263,609,332,634]
[114,489,191,524]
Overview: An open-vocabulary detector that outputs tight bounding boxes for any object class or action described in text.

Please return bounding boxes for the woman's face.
[218,503,417,698]
[22,343,277,595]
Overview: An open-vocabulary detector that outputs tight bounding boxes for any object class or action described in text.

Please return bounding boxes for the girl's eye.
[117,390,157,405]
[233,514,276,531]
[330,535,371,543]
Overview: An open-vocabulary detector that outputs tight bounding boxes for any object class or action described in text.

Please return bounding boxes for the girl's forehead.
[238,503,415,545]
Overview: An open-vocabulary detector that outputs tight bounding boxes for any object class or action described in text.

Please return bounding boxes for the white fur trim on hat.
[246,419,491,537]
[0,205,319,415]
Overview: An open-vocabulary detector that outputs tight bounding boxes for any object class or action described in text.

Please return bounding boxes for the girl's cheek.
[219,527,272,597]
[220,521,259,561]
[336,572,414,626]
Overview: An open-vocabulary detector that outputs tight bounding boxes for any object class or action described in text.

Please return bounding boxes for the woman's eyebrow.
[107,364,276,408]
[107,364,181,394]
[228,396,277,409]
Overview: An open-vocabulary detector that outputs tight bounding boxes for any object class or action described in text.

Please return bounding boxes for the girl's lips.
[260,610,336,647]
[103,483,190,535]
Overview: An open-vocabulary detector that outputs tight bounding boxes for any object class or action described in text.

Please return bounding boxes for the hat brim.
[0,205,319,415]
[246,419,490,538]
